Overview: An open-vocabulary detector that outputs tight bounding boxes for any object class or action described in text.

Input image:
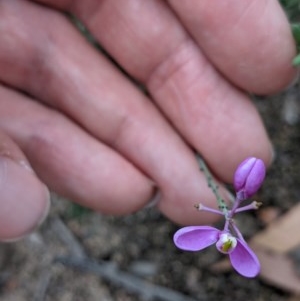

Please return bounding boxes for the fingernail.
[143,188,161,209]
[0,157,50,242]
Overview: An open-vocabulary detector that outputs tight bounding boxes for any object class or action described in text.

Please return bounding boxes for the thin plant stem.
[223,219,230,232]
[235,201,262,213]
[196,154,228,215]
[194,204,224,216]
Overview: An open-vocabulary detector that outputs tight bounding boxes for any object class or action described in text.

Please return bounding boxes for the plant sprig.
[196,154,228,214]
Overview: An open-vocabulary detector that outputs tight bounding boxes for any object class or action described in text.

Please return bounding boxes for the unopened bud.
[234,157,266,200]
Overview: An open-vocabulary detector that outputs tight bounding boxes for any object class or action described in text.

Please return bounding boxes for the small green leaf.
[292,23,300,45]
[292,53,300,66]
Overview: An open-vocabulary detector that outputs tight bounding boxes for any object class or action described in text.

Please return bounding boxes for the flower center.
[216,233,237,254]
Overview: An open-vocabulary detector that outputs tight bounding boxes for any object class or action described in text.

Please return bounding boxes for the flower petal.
[229,239,260,278]
[173,226,219,251]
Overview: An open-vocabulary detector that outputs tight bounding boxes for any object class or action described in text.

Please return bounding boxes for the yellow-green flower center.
[216,233,237,254]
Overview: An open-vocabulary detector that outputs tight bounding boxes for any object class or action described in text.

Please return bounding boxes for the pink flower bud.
[234,157,266,200]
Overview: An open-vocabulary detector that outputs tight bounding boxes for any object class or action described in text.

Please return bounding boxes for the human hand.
[0,0,296,241]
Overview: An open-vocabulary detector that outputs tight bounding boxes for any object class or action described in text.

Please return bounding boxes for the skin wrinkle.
[145,38,194,98]
[147,39,215,133]
[230,0,262,31]
[147,37,194,93]
[148,37,242,167]
[70,0,189,82]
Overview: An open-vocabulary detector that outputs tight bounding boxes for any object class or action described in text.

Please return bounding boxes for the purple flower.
[174,226,260,278]
[173,157,265,278]
[234,157,266,200]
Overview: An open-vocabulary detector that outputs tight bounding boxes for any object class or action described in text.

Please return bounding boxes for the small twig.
[196,154,228,214]
[32,269,52,301]
[31,216,87,300]
[54,256,202,301]
[50,216,87,259]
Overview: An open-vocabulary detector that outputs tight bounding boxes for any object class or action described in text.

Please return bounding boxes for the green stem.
[196,154,228,215]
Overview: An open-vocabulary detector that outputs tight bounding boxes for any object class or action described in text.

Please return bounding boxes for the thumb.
[0,130,50,241]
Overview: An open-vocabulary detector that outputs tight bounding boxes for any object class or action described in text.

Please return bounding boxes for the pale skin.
[0,0,296,241]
